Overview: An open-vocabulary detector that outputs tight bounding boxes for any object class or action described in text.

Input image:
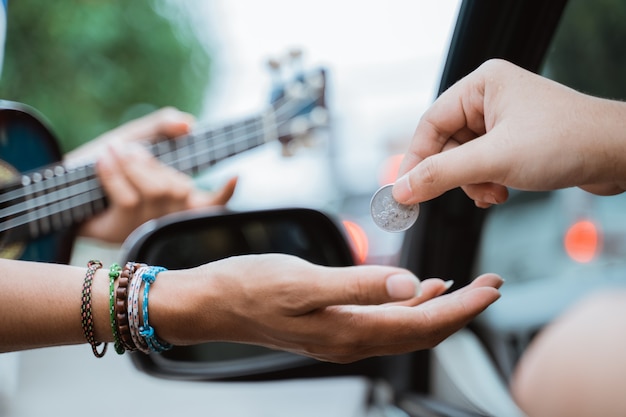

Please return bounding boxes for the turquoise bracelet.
[138,266,173,353]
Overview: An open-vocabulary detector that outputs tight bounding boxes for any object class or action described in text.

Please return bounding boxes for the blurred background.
[0,1,460,416]
[0,0,461,266]
[3,0,626,415]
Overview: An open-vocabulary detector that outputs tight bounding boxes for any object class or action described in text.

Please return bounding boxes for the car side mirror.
[119,207,396,381]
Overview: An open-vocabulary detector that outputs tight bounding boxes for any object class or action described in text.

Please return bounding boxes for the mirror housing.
[119,207,399,381]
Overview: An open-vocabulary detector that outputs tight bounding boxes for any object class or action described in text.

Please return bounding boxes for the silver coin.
[370,184,419,232]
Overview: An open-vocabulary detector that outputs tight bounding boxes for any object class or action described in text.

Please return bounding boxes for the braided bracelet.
[107,263,125,355]
[138,266,173,353]
[80,260,106,358]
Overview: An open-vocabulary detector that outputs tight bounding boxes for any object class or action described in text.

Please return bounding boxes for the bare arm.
[0,255,502,363]
[510,290,626,417]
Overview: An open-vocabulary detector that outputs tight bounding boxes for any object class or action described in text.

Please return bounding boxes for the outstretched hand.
[392,59,626,208]
[150,254,503,363]
[69,107,237,243]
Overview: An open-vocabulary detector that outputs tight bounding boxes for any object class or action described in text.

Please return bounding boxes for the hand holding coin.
[370,184,419,232]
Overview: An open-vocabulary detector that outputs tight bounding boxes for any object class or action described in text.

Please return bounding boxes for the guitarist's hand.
[72,107,237,243]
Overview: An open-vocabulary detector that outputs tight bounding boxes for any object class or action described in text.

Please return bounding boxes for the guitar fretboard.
[0,112,274,243]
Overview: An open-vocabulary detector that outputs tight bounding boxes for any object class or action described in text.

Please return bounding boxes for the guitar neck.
[0,111,275,243]
[150,112,273,176]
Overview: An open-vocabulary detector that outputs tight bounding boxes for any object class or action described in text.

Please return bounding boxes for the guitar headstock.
[267,49,329,156]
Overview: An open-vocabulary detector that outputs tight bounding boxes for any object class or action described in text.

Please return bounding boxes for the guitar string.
[0,91,306,209]
[0,89,322,234]
[0,116,294,228]
[0,117,288,233]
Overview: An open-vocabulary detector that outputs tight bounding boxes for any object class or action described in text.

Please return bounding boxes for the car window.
[473,0,626,376]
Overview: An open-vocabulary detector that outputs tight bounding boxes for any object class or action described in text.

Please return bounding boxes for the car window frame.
[397,0,569,394]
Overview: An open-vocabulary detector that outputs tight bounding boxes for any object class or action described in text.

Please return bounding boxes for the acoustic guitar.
[0,67,328,263]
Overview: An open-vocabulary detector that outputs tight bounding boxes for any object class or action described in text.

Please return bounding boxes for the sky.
[171,0,461,205]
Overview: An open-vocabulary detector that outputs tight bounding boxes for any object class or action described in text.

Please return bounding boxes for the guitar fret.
[213,125,228,161]
[66,168,86,223]
[151,141,167,166]
[180,135,195,173]
[28,174,47,238]
[187,135,200,176]
[45,167,67,232]
[57,169,74,228]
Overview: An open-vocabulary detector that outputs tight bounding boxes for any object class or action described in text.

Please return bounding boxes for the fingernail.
[386,274,421,299]
[486,193,499,205]
[392,174,413,203]
[443,280,454,291]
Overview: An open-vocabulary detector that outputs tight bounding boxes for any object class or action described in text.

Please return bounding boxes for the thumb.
[311,266,422,308]
[190,177,238,208]
[392,130,507,204]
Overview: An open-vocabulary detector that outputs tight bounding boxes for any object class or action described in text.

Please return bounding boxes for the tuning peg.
[267,57,281,72]
[285,48,304,80]
[288,48,303,65]
[281,140,300,157]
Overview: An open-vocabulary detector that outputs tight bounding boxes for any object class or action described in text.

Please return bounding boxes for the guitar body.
[0,100,76,263]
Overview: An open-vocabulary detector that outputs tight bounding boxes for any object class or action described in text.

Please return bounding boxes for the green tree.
[543,0,626,100]
[0,0,212,152]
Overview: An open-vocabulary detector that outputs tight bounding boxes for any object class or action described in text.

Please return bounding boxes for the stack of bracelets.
[80,260,173,357]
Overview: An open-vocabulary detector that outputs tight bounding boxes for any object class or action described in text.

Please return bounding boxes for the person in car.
[392,58,626,417]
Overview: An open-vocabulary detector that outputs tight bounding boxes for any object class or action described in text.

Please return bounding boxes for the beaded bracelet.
[107,263,125,355]
[138,266,173,353]
[114,262,145,352]
[80,260,107,358]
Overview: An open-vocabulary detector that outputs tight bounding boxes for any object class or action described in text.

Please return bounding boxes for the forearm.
[0,258,218,353]
[0,259,112,352]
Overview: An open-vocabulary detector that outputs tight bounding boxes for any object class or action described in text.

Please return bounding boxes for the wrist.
[147,268,221,346]
[595,98,626,181]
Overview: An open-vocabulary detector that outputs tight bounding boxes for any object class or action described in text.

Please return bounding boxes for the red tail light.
[378,154,404,186]
[342,220,369,264]
[564,219,601,263]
